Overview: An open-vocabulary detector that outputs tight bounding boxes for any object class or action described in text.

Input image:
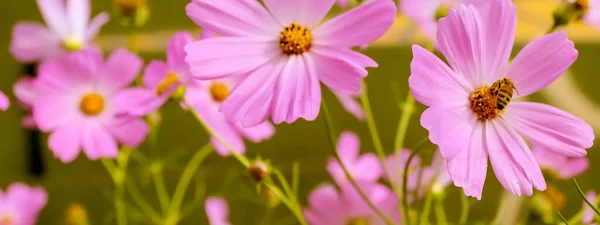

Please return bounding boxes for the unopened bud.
[264,187,280,207]
[64,202,89,225]
[249,161,269,182]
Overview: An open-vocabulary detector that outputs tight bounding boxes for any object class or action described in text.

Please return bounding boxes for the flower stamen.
[209,82,230,103]
[80,93,105,116]
[470,78,516,121]
[279,22,312,55]
[155,72,180,96]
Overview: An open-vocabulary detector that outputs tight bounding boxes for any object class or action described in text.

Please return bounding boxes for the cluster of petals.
[409,0,594,199]
[114,32,275,156]
[184,0,396,126]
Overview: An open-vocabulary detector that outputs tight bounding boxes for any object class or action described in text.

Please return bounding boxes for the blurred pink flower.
[304,182,400,225]
[113,32,275,156]
[0,183,47,225]
[14,77,40,129]
[334,91,365,120]
[10,0,109,63]
[409,0,594,199]
[583,191,597,225]
[0,92,9,112]
[386,151,450,201]
[205,197,231,225]
[33,49,149,163]
[400,0,485,43]
[185,0,396,126]
[327,132,382,184]
[534,147,589,179]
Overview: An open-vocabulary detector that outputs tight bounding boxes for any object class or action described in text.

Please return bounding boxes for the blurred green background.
[1,0,600,224]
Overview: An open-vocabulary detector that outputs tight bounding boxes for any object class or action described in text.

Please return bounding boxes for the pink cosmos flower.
[534,146,589,179]
[583,191,597,225]
[185,0,396,126]
[33,49,149,163]
[0,183,47,225]
[386,151,451,200]
[400,0,485,42]
[10,0,109,63]
[304,182,400,225]
[114,32,275,156]
[205,197,231,225]
[327,132,382,184]
[409,0,594,199]
[14,77,40,129]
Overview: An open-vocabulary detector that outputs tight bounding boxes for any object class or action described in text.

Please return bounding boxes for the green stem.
[165,143,213,225]
[402,139,428,225]
[115,185,127,225]
[434,197,448,225]
[322,98,396,225]
[394,94,415,152]
[419,193,434,225]
[558,211,569,225]
[574,178,600,218]
[568,192,600,225]
[459,193,470,225]
[151,169,171,215]
[125,180,163,224]
[101,149,132,225]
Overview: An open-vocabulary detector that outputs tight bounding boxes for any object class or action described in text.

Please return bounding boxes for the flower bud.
[249,161,269,182]
[114,0,150,27]
[64,202,89,225]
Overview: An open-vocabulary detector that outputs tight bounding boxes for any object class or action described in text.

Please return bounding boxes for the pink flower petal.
[487,120,546,197]
[307,47,373,95]
[14,77,39,109]
[447,122,487,200]
[10,22,62,63]
[477,0,516,80]
[436,5,487,87]
[220,58,286,127]
[409,45,471,107]
[0,91,10,111]
[82,122,119,160]
[86,12,109,41]
[185,0,279,37]
[37,0,68,37]
[205,197,230,225]
[185,37,279,80]
[48,122,82,163]
[106,116,149,147]
[504,102,593,157]
[37,50,102,91]
[583,191,597,223]
[5,183,47,219]
[100,49,143,92]
[234,121,275,143]
[67,0,90,39]
[337,132,360,162]
[272,55,321,124]
[507,32,578,97]
[112,88,170,116]
[336,0,348,7]
[167,32,194,75]
[534,147,589,179]
[313,0,396,48]
[334,92,365,120]
[185,88,245,156]
[33,94,77,131]
[263,0,335,27]
[421,105,475,160]
[305,184,345,224]
[143,61,169,88]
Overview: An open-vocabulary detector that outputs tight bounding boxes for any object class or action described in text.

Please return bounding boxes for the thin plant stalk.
[125,180,163,224]
[322,98,396,225]
[151,169,171,214]
[574,178,600,217]
[459,192,470,225]
[434,197,448,225]
[402,139,428,225]
[419,193,434,225]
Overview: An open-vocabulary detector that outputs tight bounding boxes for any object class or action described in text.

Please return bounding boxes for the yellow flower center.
[279,22,312,55]
[0,214,14,225]
[346,217,372,225]
[469,78,516,121]
[209,82,230,103]
[63,33,83,51]
[155,72,180,96]
[80,93,105,116]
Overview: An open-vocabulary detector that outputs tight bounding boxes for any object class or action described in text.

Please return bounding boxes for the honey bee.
[489,78,518,111]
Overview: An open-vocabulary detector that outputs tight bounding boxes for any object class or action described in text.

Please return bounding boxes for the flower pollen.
[155,72,180,96]
[470,78,516,121]
[63,33,83,51]
[209,82,230,103]
[279,22,312,55]
[80,93,105,116]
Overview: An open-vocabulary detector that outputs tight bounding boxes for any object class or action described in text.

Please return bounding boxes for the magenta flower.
[534,146,589,179]
[14,77,40,129]
[386,151,450,200]
[409,0,594,199]
[114,32,275,156]
[0,183,47,225]
[304,182,400,225]
[33,49,149,163]
[205,197,231,225]
[10,0,109,63]
[583,191,597,224]
[185,0,396,126]
[327,132,382,184]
